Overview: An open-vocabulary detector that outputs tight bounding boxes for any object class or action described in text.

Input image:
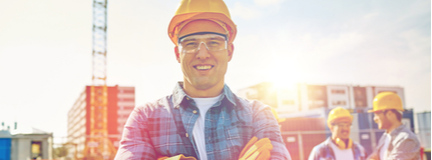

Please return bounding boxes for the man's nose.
[196,42,210,59]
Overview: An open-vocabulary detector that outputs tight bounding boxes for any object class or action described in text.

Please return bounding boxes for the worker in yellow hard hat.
[114,0,291,160]
[308,107,367,160]
[367,92,420,160]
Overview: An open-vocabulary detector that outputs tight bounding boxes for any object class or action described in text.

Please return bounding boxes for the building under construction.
[67,85,134,159]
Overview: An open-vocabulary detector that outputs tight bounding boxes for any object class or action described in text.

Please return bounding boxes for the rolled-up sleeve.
[252,102,291,160]
[114,106,156,160]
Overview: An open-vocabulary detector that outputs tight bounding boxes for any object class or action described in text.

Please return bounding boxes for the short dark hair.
[384,109,402,121]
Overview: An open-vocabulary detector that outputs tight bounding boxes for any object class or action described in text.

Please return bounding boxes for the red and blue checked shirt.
[115,82,291,160]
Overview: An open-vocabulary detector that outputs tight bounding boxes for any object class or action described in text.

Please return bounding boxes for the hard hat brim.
[367,109,375,113]
[333,116,354,123]
[168,12,237,45]
[367,108,405,113]
[327,116,353,128]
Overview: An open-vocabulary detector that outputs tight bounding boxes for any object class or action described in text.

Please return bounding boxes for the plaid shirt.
[369,124,421,160]
[115,82,291,160]
[308,138,367,160]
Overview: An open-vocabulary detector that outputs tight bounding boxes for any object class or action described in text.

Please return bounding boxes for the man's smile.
[194,65,214,70]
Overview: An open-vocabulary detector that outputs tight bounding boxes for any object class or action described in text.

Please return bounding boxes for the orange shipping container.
[280,117,328,160]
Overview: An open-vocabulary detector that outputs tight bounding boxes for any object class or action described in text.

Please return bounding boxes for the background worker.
[367,92,420,160]
[308,107,367,160]
[114,0,291,159]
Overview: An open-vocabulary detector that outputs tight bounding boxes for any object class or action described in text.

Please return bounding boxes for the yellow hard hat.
[368,92,404,113]
[168,0,237,45]
[327,107,353,128]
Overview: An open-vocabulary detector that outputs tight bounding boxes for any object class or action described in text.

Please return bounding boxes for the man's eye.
[209,41,220,46]
[185,42,197,46]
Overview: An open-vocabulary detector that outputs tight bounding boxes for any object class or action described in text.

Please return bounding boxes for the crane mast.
[84,0,116,159]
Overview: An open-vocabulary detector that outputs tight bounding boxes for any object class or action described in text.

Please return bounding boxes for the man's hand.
[157,154,197,160]
[239,136,273,160]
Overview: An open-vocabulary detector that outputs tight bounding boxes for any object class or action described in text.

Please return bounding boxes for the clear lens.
[179,34,227,54]
[334,123,352,128]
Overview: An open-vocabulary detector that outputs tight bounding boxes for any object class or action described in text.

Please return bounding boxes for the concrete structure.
[67,85,135,158]
[7,127,54,160]
[237,82,406,114]
[11,133,53,160]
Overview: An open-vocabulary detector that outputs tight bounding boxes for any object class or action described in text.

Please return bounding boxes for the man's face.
[330,118,351,140]
[176,33,233,90]
[374,111,391,129]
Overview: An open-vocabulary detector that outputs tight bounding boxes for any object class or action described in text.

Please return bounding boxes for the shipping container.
[0,130,11,160]
[350,113,360,143]
[280,117,327,160]
[374,130,385,145]
[280,117,326,131]
[402,109,415,132]
[282,133,327,160]
[357,112,372,130]
[302,134,327,159]
[356,112,382,155]
[359,132,373,155]
[356,112,375,156]
[282,133,300,160]
[417,112,431,149]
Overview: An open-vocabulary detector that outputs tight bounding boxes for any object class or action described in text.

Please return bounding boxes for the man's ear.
[328,125,334,131]
[174,46,181,63]
[228,43,234,62]
[386,110,396,120]
[383,110,394,121]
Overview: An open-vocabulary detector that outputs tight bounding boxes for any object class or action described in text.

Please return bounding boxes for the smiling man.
[114,0,291,159]
[367,92,420,160]
[308,107,367,160]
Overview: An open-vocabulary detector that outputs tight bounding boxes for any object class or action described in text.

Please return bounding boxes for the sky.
[0,0,430,143]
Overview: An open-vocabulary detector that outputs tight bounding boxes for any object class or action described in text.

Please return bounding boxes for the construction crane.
[82,0,116,159]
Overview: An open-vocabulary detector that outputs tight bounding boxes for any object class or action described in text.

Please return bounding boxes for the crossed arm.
[114,104,291,160]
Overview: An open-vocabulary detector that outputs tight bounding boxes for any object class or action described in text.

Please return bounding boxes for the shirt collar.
[388,123,406,137]
[324,137,333,146]
[172,81,237,107]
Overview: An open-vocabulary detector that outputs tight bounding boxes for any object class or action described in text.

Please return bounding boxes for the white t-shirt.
[329,140,355,160]
[191,95,221,160]
[380,133,391,160]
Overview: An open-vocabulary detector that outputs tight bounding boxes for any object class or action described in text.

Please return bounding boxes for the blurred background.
[0,0,430,159]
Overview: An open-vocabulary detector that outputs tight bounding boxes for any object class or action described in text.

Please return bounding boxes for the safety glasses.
[333,123,352,128]
[373,110,389,115]
[178,34,227,54]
